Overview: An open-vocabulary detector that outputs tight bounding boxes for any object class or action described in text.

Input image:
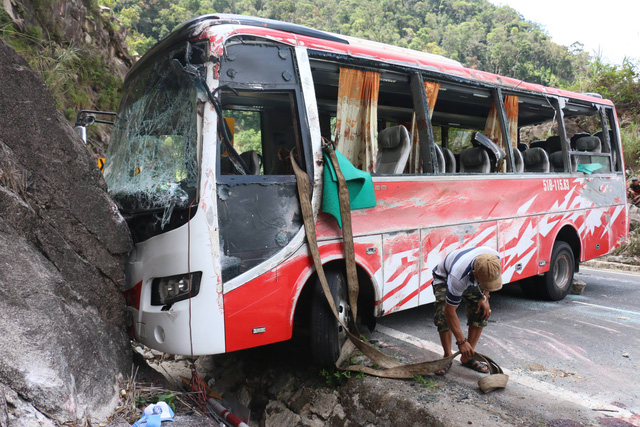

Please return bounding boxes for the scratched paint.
[120,17,629,358]
[382,232,421,314]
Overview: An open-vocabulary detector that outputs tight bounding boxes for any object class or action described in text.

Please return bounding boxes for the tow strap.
[291,145,508,393]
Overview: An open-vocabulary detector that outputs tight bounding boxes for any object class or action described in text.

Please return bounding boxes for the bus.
[103,14,628,365]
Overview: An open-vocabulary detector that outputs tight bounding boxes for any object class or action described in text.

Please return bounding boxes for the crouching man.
[432,246,503,375]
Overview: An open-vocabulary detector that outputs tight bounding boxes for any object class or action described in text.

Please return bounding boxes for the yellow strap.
[290,148,508,391]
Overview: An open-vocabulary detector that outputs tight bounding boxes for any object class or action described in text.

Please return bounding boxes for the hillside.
[0,0,133,156]
[113,0,589,88]
[1,0,638,171]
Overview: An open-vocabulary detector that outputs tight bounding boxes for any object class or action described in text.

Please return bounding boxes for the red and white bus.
[103,14,628,365]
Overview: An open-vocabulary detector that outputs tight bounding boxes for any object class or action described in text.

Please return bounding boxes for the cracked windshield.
[104,48,200,228]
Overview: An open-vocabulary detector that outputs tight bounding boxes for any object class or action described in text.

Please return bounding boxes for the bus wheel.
[537,241,575,301]
[310,269,350,366]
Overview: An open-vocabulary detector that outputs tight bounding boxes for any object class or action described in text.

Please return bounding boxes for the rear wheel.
[310,269,350,366]
[535,241,575,301]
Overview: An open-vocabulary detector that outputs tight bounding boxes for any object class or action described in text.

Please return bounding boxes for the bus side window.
[220,90,303,177]
[603,108,622,172]
[430,83,504,175]
[562,102,612,173]
[512,94,559,173]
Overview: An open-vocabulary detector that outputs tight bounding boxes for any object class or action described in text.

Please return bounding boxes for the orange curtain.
[485,95,519,149]
[408,81,440,173]
[505,95,519,148]
[334,68,380,171]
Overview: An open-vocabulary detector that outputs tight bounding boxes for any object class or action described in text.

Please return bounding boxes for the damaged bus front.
[105,16,318,355]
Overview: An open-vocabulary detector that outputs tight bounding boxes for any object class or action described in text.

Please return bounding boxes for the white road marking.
[375,324,636,420]
[572,319,621,334]
[579,266,640,277]
[572,301,640,316]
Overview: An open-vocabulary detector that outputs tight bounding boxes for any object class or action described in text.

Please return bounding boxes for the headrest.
[523,147,548,165]
[378,126,408,149]
[530,140,546,149]
[545,135,562,152]
[575,136,601,152]
[571,132,590,146]
[460,147,487,167]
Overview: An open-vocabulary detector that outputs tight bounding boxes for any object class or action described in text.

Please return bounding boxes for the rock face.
[2,0,134,158]
[0,39,132,424]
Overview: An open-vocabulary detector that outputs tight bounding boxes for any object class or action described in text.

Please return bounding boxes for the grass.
[621,118,640,172]
[412,375,438,389]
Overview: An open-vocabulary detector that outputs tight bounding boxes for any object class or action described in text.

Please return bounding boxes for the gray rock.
[309,391,338,419]
[0,39,132,424]
[569,279,586,295]
[264,401,301,427]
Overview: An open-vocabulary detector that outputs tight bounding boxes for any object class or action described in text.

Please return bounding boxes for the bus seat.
[549,151,565,172]
[459,147,491,173]
[441,146,456,173]
[517,142,528,152]
[522,147,550,172]
[574,135,606,172]
[545,135,562,153]
[570,132,591,149]
[575,136,601,153]
[240,150,262,174]
[511,147,524,172]
[376,125,411,174]
[530,140,546,151]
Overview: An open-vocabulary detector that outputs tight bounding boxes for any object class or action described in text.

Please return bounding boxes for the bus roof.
[134,14,612,106]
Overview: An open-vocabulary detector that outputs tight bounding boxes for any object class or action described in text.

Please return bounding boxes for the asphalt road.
[370,267,640,426]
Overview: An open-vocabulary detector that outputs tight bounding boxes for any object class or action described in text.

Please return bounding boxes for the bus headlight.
[151,272,202,306]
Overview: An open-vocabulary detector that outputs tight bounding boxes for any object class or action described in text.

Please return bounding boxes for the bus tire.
[537,241,575,301]
[310,268,350,367]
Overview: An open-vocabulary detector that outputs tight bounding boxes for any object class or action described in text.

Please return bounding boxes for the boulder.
[0,39,132,424]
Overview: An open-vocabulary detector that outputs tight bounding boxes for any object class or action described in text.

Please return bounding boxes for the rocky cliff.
[1,0,133,158]
[0,37,132,424]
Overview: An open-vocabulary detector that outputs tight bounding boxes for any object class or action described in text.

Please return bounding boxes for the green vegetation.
[0,3,123,122]
[0,0,638,172]
[412,375,438,389]
[319,367,353,388]
[111,0,589,87]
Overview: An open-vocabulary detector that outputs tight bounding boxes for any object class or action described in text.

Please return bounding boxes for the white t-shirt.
[432,247,499,306]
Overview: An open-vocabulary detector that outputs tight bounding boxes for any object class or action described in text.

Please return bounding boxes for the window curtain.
[504,95,519,148]
[334,68,380,172]
[408,81,440,173]
[485,95,519,148]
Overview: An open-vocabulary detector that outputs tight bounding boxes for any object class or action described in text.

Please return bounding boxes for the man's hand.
[475,298,492,320]
[458,340,474,359]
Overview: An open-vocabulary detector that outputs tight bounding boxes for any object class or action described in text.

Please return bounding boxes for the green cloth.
[322,150,376,228]
[576,163,603,174]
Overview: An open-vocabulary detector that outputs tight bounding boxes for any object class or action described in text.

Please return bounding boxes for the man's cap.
[632,176,639,181]
[474,253,502,291]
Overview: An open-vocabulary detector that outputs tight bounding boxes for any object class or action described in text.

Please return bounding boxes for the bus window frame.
[215,41,313,185]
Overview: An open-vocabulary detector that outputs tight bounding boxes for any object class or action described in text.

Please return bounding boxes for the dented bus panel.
[106,15,628,359]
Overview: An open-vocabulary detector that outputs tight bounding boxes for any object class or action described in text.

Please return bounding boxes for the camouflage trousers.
[432,280,488,333]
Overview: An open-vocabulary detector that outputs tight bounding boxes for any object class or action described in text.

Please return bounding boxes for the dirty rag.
[132,401,174,426]
[576,163,603,174]
[322,150,376,228]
